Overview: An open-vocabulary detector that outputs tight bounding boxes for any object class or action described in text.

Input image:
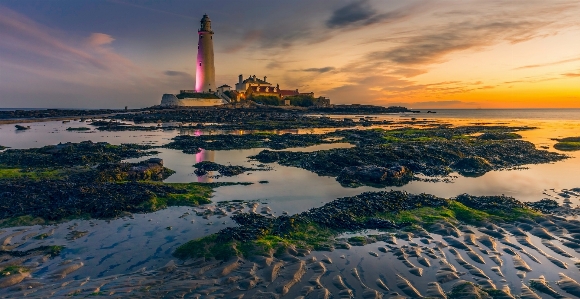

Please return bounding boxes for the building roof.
[218,84,231,88]
[279,89,299,97]
[242,76,271,85]
[249,86,278,93]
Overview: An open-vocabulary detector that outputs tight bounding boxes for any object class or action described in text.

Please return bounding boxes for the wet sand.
[1,209,580,298]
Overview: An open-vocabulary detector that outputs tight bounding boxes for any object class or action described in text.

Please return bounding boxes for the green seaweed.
[141,182,216,210]
[0,215,48,228]
[553,136,580,151]
[0,265,29,276]
[0,168,70,180]
[174,195,541,261]
[554,141,580,151]
[174,222,334,260]
[373,201,539,226]
[0,182,250,228]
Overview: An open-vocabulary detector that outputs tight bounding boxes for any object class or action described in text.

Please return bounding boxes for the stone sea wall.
[160,94,225,107]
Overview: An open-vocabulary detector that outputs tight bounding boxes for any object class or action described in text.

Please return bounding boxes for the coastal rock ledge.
[161,94,225,107]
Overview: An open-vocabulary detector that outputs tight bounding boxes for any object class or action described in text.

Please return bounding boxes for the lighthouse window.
[199,63,202,66]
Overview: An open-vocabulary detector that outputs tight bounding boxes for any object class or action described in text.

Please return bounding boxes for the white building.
[235,75,276,92]
[217,84,231,93]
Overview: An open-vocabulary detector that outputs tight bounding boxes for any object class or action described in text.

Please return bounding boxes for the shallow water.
[1,113,580,295]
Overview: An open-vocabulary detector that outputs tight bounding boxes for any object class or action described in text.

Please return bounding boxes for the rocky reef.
[175,191,545,260]
[165,133,337,154]
[163,190,580,298]
[0,141,243,226]
[193,161,269,177]
[0,179,216,223]
[0,141,154,168]
[252,126,567,187]
[554,136,580,151]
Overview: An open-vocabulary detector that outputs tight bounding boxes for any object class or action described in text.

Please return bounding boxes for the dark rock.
[452,156,493,177]
[337,165,412,187]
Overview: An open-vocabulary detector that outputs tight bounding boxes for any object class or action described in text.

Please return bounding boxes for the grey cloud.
[389,68,427,78]
[164,70,190,77]
[326,0,416,29]
[326,0,377,28]
[301,67,336,73]
[369,20,548,65]
[322,73,499,105]
[222,30,262,54]
[364,1,575,67]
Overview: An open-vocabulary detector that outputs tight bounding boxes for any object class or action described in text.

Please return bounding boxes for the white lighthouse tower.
[195,14,216,93]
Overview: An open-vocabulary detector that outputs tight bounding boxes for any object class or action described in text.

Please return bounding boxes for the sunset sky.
[1,0,579,109]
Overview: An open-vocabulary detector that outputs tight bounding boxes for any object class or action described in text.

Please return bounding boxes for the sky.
[0,0,579,109]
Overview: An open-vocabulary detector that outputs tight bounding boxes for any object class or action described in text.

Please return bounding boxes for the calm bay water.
[413,108,580,120]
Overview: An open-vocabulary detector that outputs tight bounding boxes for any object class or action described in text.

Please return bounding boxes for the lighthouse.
[195,14,216,93]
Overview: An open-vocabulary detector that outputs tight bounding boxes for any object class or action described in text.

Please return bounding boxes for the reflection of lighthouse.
[195,149,216,183]
[194,129,215,182]
[195,149,215,164]
[195,14,216,93]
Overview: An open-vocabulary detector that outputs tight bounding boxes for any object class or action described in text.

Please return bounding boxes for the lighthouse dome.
[200,14,212,32]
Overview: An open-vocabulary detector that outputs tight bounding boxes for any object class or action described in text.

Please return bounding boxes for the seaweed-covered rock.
[95,158,174,182]
[251,127,566,188]
[165,133,337,154]
[337,165,412,187]
[0,141,154,168]
[554,137,580,151]
[216,191,445,243]
[455,194,526,213]
[477,132,521,140]
[193,161,269,177]
[194,161,252,177]
[14,125,30,131]
[0,180,197,221]
[452,157,492,177]
[525,199,559,213]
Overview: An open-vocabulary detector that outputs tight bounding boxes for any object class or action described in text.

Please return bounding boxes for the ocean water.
[413,108,580,120]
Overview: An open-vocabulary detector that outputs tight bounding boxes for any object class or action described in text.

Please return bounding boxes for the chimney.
[296,89,299,93]
[238,74,243,84]
[264,76,267,82]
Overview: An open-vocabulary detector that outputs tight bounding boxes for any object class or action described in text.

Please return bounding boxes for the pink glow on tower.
[195,14,216,93]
